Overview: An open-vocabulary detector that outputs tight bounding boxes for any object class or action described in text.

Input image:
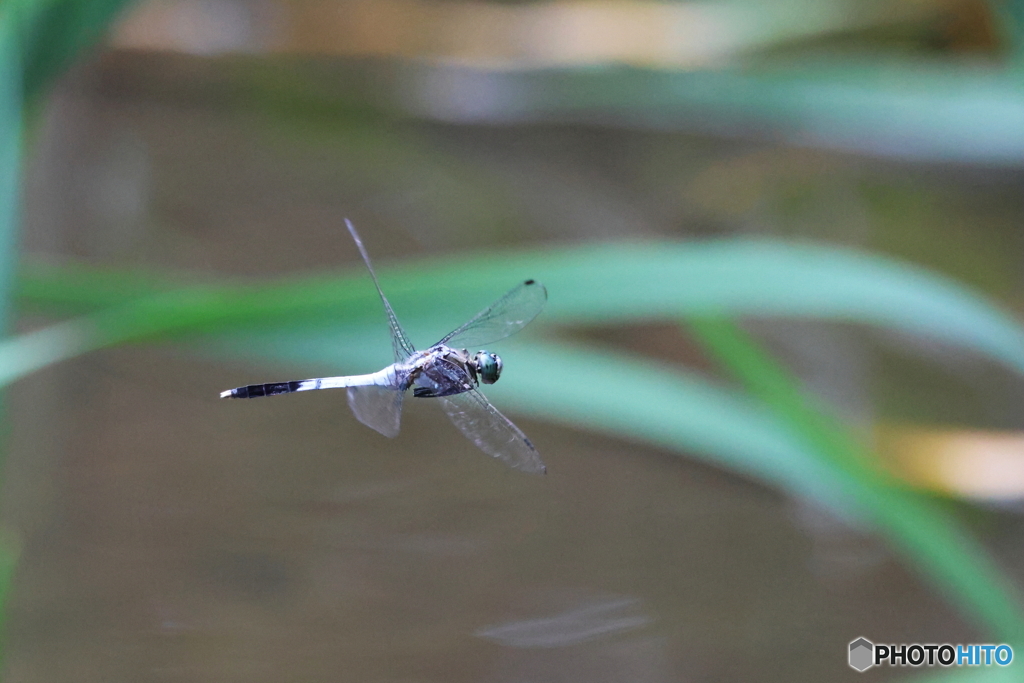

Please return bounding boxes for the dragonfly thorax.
[471,350,503,384]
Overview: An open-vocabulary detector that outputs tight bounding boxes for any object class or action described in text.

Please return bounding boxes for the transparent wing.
[347,385,404,438]
[346,219,416,363]
[434,280,547,350]
[438,389,546,474]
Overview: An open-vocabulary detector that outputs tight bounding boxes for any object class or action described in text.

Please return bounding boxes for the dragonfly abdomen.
[221,379,319,399]
[220,368,399,400]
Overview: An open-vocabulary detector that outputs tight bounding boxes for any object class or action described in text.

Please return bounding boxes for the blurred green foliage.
[3,0,1024,681]
[0,2,20,666]
[17,0,135,101]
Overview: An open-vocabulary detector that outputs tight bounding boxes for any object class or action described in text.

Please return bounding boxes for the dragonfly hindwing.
[347,385,404,438]
[438,390,546,474]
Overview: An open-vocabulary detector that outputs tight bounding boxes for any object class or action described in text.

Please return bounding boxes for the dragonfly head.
[473,351,503,384]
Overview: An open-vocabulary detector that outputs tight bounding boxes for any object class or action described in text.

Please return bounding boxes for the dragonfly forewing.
[345,219,417,363]
[435,279,547,350]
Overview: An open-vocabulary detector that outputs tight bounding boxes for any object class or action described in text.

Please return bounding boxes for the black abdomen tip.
[222,381,303,399]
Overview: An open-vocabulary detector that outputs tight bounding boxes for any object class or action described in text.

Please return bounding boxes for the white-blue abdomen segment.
[314,366,398,390]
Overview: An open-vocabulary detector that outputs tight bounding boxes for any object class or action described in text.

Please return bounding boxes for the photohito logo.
[849,638,874,672]
[848,637,1013,672]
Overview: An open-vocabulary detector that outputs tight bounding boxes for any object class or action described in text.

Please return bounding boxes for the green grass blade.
[0,0,26,671]
[399,62,1024,164]
[18,240,1024,371]
[18,0,137,101]
[0,1,23,334]
[0,318,97,385]
[686,317,1024,644]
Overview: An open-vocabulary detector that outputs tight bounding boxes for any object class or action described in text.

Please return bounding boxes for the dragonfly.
[220,219,548,474]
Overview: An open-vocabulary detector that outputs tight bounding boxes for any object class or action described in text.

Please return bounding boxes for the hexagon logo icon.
[849,637,874,672]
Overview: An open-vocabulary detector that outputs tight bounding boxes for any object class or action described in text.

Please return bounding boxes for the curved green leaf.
[19,239,1024,371]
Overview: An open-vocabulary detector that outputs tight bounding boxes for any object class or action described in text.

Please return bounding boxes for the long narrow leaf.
[685,317,1024,644]
[18,0,136,101]
[0,0,26,667]
[18,240,1024,371]
[0,2,23,332]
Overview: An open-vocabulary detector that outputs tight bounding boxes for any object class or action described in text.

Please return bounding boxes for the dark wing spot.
[524,279,535,285]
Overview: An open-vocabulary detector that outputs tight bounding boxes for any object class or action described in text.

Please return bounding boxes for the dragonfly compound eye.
[475,351,503,384]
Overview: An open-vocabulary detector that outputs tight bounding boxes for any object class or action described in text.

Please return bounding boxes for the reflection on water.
[476,595,661,683]
[476,595,649,648]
